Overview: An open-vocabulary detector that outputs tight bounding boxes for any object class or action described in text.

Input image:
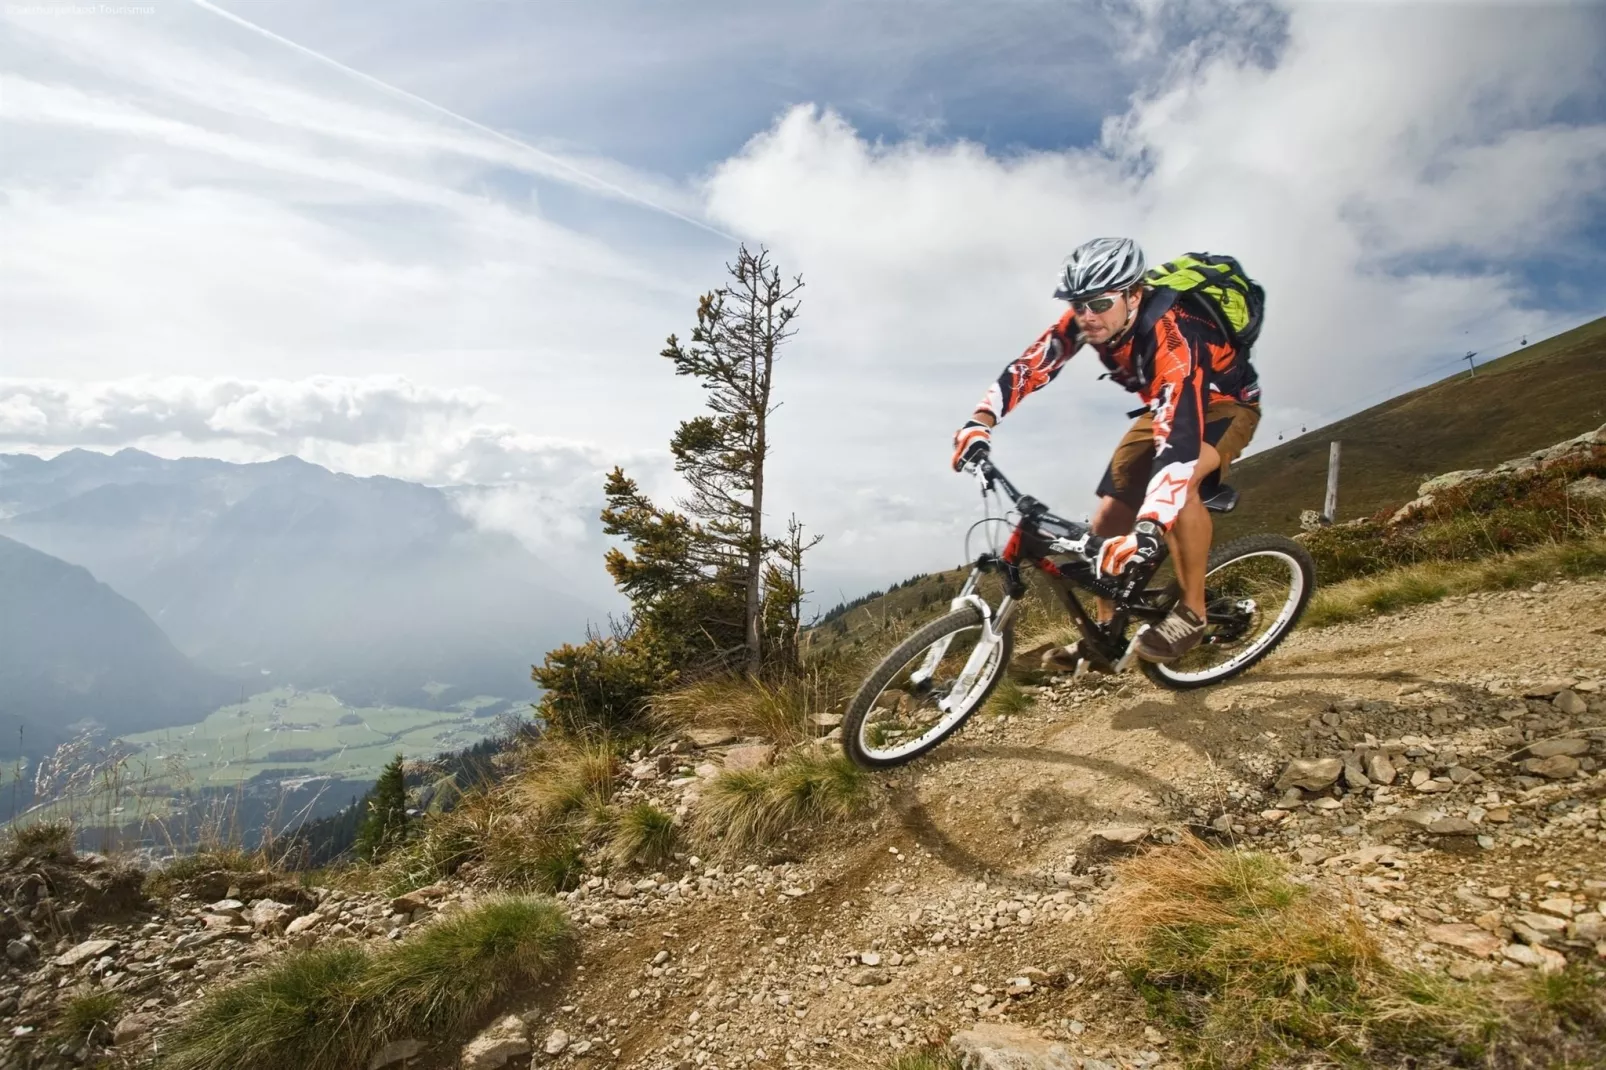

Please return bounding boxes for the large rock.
[1527,738,1589,759]
[1553,690,1588,717]
[246,899,294,932]
[1522,755,1580,779]
[1566,476,1606,504]
[722,744,774,772]
[1424,923,1502,959]
[53,938,118,968]
[111,1012,156,1046]
[1365,753,1398,785]
[949,1022,1081,1069]
[685,727,739,749]
[1418,469,1485,497]
[1089,826,1149,847]
[1275,758,1342,793]
[460,1015,530,1069]
[368,1039,425,1069]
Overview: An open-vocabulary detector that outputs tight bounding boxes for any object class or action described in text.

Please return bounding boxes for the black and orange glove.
[951,419,992,472]
[1095,520,1163,578]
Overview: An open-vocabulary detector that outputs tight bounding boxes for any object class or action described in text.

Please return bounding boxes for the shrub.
[1304,537,1606,627]
[144,846,262,899]
[532,632,662,736]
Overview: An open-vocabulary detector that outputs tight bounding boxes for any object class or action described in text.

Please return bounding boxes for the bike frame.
[960,458,1182,674]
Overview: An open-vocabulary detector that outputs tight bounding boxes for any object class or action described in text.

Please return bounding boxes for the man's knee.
[1189,443,1222,492]
[1092,496,1136,537]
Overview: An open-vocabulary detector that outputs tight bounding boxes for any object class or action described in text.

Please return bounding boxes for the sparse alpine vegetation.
[158,895,572,1070]
[1104,838,1606,1068]
[1304,535,1606,626]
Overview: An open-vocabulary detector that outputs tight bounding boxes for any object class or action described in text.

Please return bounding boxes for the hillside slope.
[1218,314,1606,539]
[0,449,595,708]
[0,535,238,759]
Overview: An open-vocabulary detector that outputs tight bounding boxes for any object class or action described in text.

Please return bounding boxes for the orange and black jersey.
[972,290,1260,530]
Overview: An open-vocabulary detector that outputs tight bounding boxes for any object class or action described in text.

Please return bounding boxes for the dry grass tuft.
[653,673,820,746]
[158,895,572,1070]
[696,750,873,854]
[509,737,618,822]
[51,988,122,1047]
[606,801,678,868]
[5,819,75,862]
[1304,536,1606,627]
[1104,837,1502,1066]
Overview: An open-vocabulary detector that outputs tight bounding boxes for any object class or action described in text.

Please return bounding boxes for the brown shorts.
[1096,401,1261,511]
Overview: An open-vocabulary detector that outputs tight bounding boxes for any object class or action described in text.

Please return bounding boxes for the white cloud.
[2,0,1602,607]
[701,2,1606,585]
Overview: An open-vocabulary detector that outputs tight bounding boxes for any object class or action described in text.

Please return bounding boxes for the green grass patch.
[606,801,678,868]
[5,819,74,862]
[159,946,373,1070]
[362,896,572,1037]
[1304,536,1606,627]
[696,750,874,854]
[983,676,1034,718]
[158,896,572,1070]
[51,989,122,1047]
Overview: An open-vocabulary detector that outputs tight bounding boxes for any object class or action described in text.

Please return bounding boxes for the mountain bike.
[842,457,1316,769]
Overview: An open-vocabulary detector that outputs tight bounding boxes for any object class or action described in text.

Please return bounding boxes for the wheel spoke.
[853,621,1005,762]
[1154,547,1308,684]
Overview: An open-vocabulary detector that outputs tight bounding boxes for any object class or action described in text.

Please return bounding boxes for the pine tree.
[355,754,408,860]
[659,245,805,674]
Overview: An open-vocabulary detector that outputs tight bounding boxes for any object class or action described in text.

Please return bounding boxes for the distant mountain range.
[0,533,239,758]
[0,449,598,755]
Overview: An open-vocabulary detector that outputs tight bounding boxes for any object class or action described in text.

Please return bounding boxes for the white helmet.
[1053,237,1146,301]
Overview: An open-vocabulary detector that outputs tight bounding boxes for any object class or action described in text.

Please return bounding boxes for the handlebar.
[970,457,1102,556]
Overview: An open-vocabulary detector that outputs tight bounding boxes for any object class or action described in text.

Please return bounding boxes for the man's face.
[1072,289,1131,344]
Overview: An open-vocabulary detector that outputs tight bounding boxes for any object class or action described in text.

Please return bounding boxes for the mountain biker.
[950,237,1261,664]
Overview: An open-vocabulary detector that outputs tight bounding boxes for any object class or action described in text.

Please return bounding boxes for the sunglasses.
[1071,293,1120,314]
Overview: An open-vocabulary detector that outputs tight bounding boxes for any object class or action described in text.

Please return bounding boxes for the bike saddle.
[1202,484,1239,513]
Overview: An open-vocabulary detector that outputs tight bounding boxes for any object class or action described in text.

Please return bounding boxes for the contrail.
[188,0,739,242]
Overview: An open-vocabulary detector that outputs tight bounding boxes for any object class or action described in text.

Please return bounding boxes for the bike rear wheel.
[842,605,1013,769]
[1141,533,1315,690]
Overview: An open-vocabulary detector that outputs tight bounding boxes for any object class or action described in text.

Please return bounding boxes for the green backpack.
[1144,253,1265,351]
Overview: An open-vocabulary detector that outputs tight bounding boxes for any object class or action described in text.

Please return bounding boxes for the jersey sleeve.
[1136,311,1208,530]
[973,311,1079,423]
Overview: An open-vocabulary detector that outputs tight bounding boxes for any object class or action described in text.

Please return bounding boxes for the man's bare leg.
[1091,495,1136,622]
[1167,443,1222,619]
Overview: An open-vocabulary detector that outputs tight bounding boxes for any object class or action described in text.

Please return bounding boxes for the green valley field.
[118,689,507,789]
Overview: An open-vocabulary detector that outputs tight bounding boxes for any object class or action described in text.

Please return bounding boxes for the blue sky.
[2,0,1604,609]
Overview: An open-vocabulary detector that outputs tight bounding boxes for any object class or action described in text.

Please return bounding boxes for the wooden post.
[1323,441,1341,524]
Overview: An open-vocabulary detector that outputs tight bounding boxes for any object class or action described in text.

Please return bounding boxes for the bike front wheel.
[1141,533,1316,690]
[842,604,1013,769]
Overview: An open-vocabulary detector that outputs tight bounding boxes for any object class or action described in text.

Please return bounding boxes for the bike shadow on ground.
[889,743,1170,885]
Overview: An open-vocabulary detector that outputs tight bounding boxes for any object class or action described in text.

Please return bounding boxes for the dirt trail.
[495,578,1606,1069]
